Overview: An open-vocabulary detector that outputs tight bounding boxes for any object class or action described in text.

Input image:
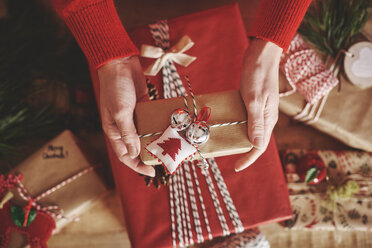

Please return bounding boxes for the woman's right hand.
[97,56,155,177]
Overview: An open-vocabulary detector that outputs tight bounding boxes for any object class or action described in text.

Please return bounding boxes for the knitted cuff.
[248,0,311,51]
[61,0,139,69]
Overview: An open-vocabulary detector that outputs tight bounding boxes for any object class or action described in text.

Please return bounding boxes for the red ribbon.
[23,199,34,227]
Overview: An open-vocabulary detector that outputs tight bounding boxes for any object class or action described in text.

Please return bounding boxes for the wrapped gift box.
[89,4,292,247]
[282,149,372,230]
[135,90,252,165]
[10,130,107,233]
[279,17,372,152]
[279,75,372,152]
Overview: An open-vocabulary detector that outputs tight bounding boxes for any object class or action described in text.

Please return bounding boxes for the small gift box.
[0,130,107,248]
[282,149,372,230]
[135,90,253,166]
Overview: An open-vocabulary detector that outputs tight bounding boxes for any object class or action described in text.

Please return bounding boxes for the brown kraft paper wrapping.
[279,15,372,152]
[279,74,372,151]
[135,90,253,165]
[10,130,107,233]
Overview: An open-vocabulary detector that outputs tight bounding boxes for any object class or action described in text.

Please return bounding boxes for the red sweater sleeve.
[248,0,312,51]
[52,0,311,69]
[51,0,139,69]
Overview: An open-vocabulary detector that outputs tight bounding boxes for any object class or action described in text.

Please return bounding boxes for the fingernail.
[128,145,137,159]
[235,159,252,172]
[253,137,264,148]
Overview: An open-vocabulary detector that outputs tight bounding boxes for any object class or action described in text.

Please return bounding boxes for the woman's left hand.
[235,38,283,172]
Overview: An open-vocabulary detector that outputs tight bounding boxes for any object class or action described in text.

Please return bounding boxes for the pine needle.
[0,0,96,163]
[299,0,369,57]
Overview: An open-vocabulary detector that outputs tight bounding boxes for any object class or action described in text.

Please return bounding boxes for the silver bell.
[171,108,192,131]
[186,121,210,145]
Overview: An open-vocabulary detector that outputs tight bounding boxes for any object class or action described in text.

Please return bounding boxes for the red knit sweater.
[51,0,311,69]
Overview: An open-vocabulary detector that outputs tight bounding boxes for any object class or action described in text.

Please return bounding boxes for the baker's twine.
[15,165,101,223]
[138,77,247,139]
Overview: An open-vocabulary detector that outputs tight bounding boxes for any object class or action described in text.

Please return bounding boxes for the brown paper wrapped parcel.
[279,16,372,152]
[279,73,372,152]
[10,130,107,233]
[135,90,253,165]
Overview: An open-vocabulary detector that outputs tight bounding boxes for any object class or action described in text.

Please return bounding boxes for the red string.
[23,200,34,227]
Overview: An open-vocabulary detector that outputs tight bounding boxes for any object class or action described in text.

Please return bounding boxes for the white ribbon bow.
[141,35,197,76]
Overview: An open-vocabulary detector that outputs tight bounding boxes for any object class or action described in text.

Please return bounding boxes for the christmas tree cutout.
[158,138,181,161]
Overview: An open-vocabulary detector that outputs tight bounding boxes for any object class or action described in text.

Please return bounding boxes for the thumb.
[246,98,265,149]
[114,108,140,159]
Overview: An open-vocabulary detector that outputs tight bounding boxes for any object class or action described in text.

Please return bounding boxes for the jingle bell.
[186,121,210,145]
[171,108,192,131]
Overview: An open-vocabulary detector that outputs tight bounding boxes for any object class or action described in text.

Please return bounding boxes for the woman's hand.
[98,56,155,177]
[235,39,283,172]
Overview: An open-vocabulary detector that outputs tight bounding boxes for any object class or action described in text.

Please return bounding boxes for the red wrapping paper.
[90,4,292,247]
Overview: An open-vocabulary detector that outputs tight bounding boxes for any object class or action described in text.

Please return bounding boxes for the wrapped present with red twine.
[89,4,292,247]
[0,130,107,248]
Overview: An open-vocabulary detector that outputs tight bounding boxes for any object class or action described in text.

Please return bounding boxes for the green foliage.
[0,0,60,158]
[305,167,319,183]
[0,0,99,165]
[326,180,360,209]
[299,0,369,57]
[0,107,55,154]
[11,205,37,227]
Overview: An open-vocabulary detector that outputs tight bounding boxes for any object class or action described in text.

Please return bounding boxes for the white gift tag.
[344,41,372,89]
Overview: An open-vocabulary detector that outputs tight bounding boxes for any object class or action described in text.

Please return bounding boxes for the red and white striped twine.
[15,165,100,220]
[280,34,339,105]
[208,158,244,233]
[146,20,256,247]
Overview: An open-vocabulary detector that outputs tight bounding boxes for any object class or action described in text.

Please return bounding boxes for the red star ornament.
[146,126,197,174]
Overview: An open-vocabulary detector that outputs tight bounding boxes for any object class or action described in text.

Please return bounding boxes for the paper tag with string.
[344,41,372,89]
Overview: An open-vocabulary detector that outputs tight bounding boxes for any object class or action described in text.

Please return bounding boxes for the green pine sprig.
[0,0,97,165]
[298,0,369,57]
